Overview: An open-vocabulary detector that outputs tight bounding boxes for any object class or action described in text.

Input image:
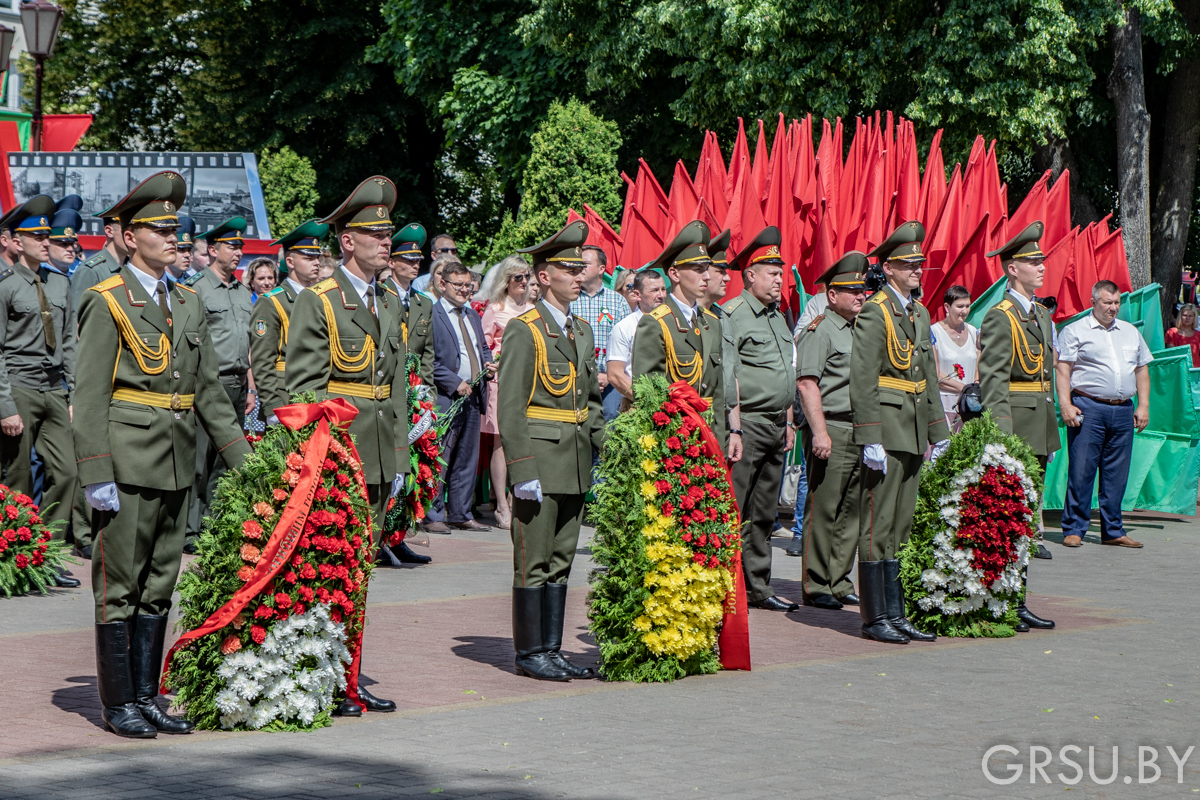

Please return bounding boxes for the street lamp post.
[20,1,63,151]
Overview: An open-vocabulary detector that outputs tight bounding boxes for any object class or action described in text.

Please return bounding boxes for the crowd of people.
[0,171,1160,737]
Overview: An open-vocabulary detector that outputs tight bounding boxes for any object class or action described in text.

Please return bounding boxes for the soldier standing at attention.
[851,222,949,644]
[286,176,409,716]
[795,253,869,610]
[498,221,604,682]
[74,171,251,738]
[69,213,128,309]
[723,226,799,612]
[632,220,728,448]
[165,216,196,285]
[183,217,253,550]
[703,229,741,416]
[389,223,435,385]
[979,221,1057,631]
[0,195,81,587]
[249,219,327,421]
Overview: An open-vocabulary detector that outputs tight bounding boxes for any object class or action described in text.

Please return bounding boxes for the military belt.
[1009,380,1051,393]
[878,376,927,394]
[327,380,390,400]
[526,407,588,424]
[112,388,195,411]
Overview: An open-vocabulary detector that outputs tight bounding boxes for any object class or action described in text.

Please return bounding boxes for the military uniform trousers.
[801,423,861,599]
[511,493,586,587]
[730,414,787,603]
[859,449,923,561]
[91,484,189,623]
[188,377,247,535]
[0,386,77,533]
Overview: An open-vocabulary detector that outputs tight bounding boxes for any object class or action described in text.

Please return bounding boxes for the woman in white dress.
[930,285,979,432]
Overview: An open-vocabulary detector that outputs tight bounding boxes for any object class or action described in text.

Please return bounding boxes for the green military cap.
[816,251,869,289]
[867,220,926,263]
[98,171,186,229]
[986,221,1045,261]
[49,207,82,241]
[270,219,327,254]
[391,222,426,261]
[200,216,247,245]
[319,175,396,232]
[729,225,783,270]
[2,194,56,234]
[709,229,732,267]
[517,220,589,267]
[643,219,712,272]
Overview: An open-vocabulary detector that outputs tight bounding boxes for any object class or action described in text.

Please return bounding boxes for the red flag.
[1044,170,1073,250]
[695,132,729,226]
[752,118,770,206]
[764,116,799,309]
[616,203,667,271]
[1094,227,1133,293]
[808,201,838,290]
[927,213,994,321]
[1041,226,1078,320]
[895,119,920,224]
[566,208,583,225]
[918,129,946,225]
[724,157,768,300]
[923,163,964,280]
[1009,170,1051,239]
[582,203,623,274]
[667,159,700,236]
[42,114,93,151]
[726,118,750,203]
[1070,223,1099,315]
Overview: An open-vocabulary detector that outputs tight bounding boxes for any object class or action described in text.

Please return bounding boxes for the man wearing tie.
[426,261,495,532]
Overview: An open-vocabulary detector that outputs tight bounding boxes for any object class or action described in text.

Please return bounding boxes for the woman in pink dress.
[1165,303,1200,367]
[479,255,534,528]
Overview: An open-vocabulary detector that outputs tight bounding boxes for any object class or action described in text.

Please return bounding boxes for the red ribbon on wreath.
[666,381,751,671]
[160,399,374,707]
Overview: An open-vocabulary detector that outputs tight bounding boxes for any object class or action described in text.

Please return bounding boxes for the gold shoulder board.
[869,292,887,305]
[312,277,338,295]
[702,307,718,319]
[90,274,125,293]
[649,304,672,320]
[997,299,1014,311]
[516,308,541,324]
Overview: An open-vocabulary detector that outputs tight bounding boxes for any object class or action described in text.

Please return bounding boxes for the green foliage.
[588,374,720,682]
[898,413,1040,638]
[259,147,320,238]
[487,100,622,262]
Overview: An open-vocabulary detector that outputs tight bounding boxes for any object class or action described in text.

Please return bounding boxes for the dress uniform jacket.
[286,267,410,489]
[249,282,297,417]
[631,293,727,446]
[979,293,1061,456]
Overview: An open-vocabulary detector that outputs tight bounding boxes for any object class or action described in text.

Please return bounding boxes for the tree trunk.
[1108,5,1153,289]
[1032,133,1103,227]
[1150,0,1200,325]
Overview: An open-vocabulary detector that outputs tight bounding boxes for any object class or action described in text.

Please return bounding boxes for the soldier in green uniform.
[0,196,81,587]
[979,221,1057,631]
[498,220,604,682]
[69,213,128,309]
[796,252,869,610]
[249,219,327,420]
[851,221,949,644]
[389,223,435,385]
[631,220,727,447]
[165,216,196,285]
[722,226,799,612]
[183,217,253,546]
[705,229,741,415]
[74,171,252,738]
[287,175,409,715]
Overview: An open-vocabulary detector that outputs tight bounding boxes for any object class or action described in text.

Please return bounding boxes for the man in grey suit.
[426,261,496,532]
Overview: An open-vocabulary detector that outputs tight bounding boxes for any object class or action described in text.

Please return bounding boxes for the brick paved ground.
[1,509,1197,798]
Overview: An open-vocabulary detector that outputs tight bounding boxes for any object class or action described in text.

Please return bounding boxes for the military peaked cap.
[643,220,712,272]
[729,225,784,270]
[320,175,396,232]
[868,220,926,263]
[708,229,731,266]
[271,219,327,255]
[98,171,186,229]
[816,251,869,289]
[987,221,1045,261]
[518,220,589,267]
[49,207,82,241]
[176,215,196,249]
[3,194,56,234]
[200,216,247,245]
[391,222,426,260]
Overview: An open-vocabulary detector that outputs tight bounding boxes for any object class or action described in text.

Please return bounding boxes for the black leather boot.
[95,622,157,738]
[858,562,908,644]
[513,587,570,681]
[357,681,397,712]
[53,568,81,588]
[884,559,935,641]
[1017,572,1055,629]
[131,615,194,734]
[543,583,595,679]
[394,542,432,564]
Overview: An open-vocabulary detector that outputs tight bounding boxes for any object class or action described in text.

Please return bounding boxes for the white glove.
[930,439,950,464]
[513,479,543,502]
[390,475,404,498]
[266,414,279,426]
[85,482,120,512]
[863,443,888,474]
[1047,451,1056,465]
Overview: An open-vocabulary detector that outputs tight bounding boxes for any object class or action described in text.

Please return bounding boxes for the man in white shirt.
[606,269,667,401]
[1056,280,1152,549]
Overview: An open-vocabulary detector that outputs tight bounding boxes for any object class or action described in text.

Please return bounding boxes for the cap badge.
[64,227,74,236]
[698,245,707,255]
[163,201,174,213]
[376,207,386,219]
[166,173,177,180]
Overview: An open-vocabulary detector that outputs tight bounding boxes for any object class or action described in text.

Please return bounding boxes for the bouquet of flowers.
[898,413,1041,637]
[164,398,375,730]
[0,486,71,597]
[588,374,749,682]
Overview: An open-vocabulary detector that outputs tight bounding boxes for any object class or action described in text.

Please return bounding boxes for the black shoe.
[858,561,909,644]
[53,569,80,588]
[76,544,91,560]
[95,622,158,739]
[802,593,843,610]
[332,698,362,717]
[375,544,403,567]
[785,538,803,557]
[1014,620,1030,632]
[357,684,396,712]
[1017,604,1055,629]
[1033,543,1053,560]
[750,596,799,612]
[884,559,935,641]
[513,587,570,681]
[394,542,432,564]
[838,592,860,606]
[548,651,596,679]
[182,537,198,555]
[515,651,572,681]
[131,615,194,734]
[543,584,595,678]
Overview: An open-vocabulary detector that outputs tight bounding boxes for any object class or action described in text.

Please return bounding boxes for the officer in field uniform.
[74,171,251,738]
[287,175,409,716]
[851,222,949,644]
[249,219,327,419]
[723,226,799,612]
[498,220,604,682]
[705,228,741,413]
[795,252,869,610]
[389,223,435,385]
[0,196,81,587]
[979,221,1057,632]
[632,220,727,447]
